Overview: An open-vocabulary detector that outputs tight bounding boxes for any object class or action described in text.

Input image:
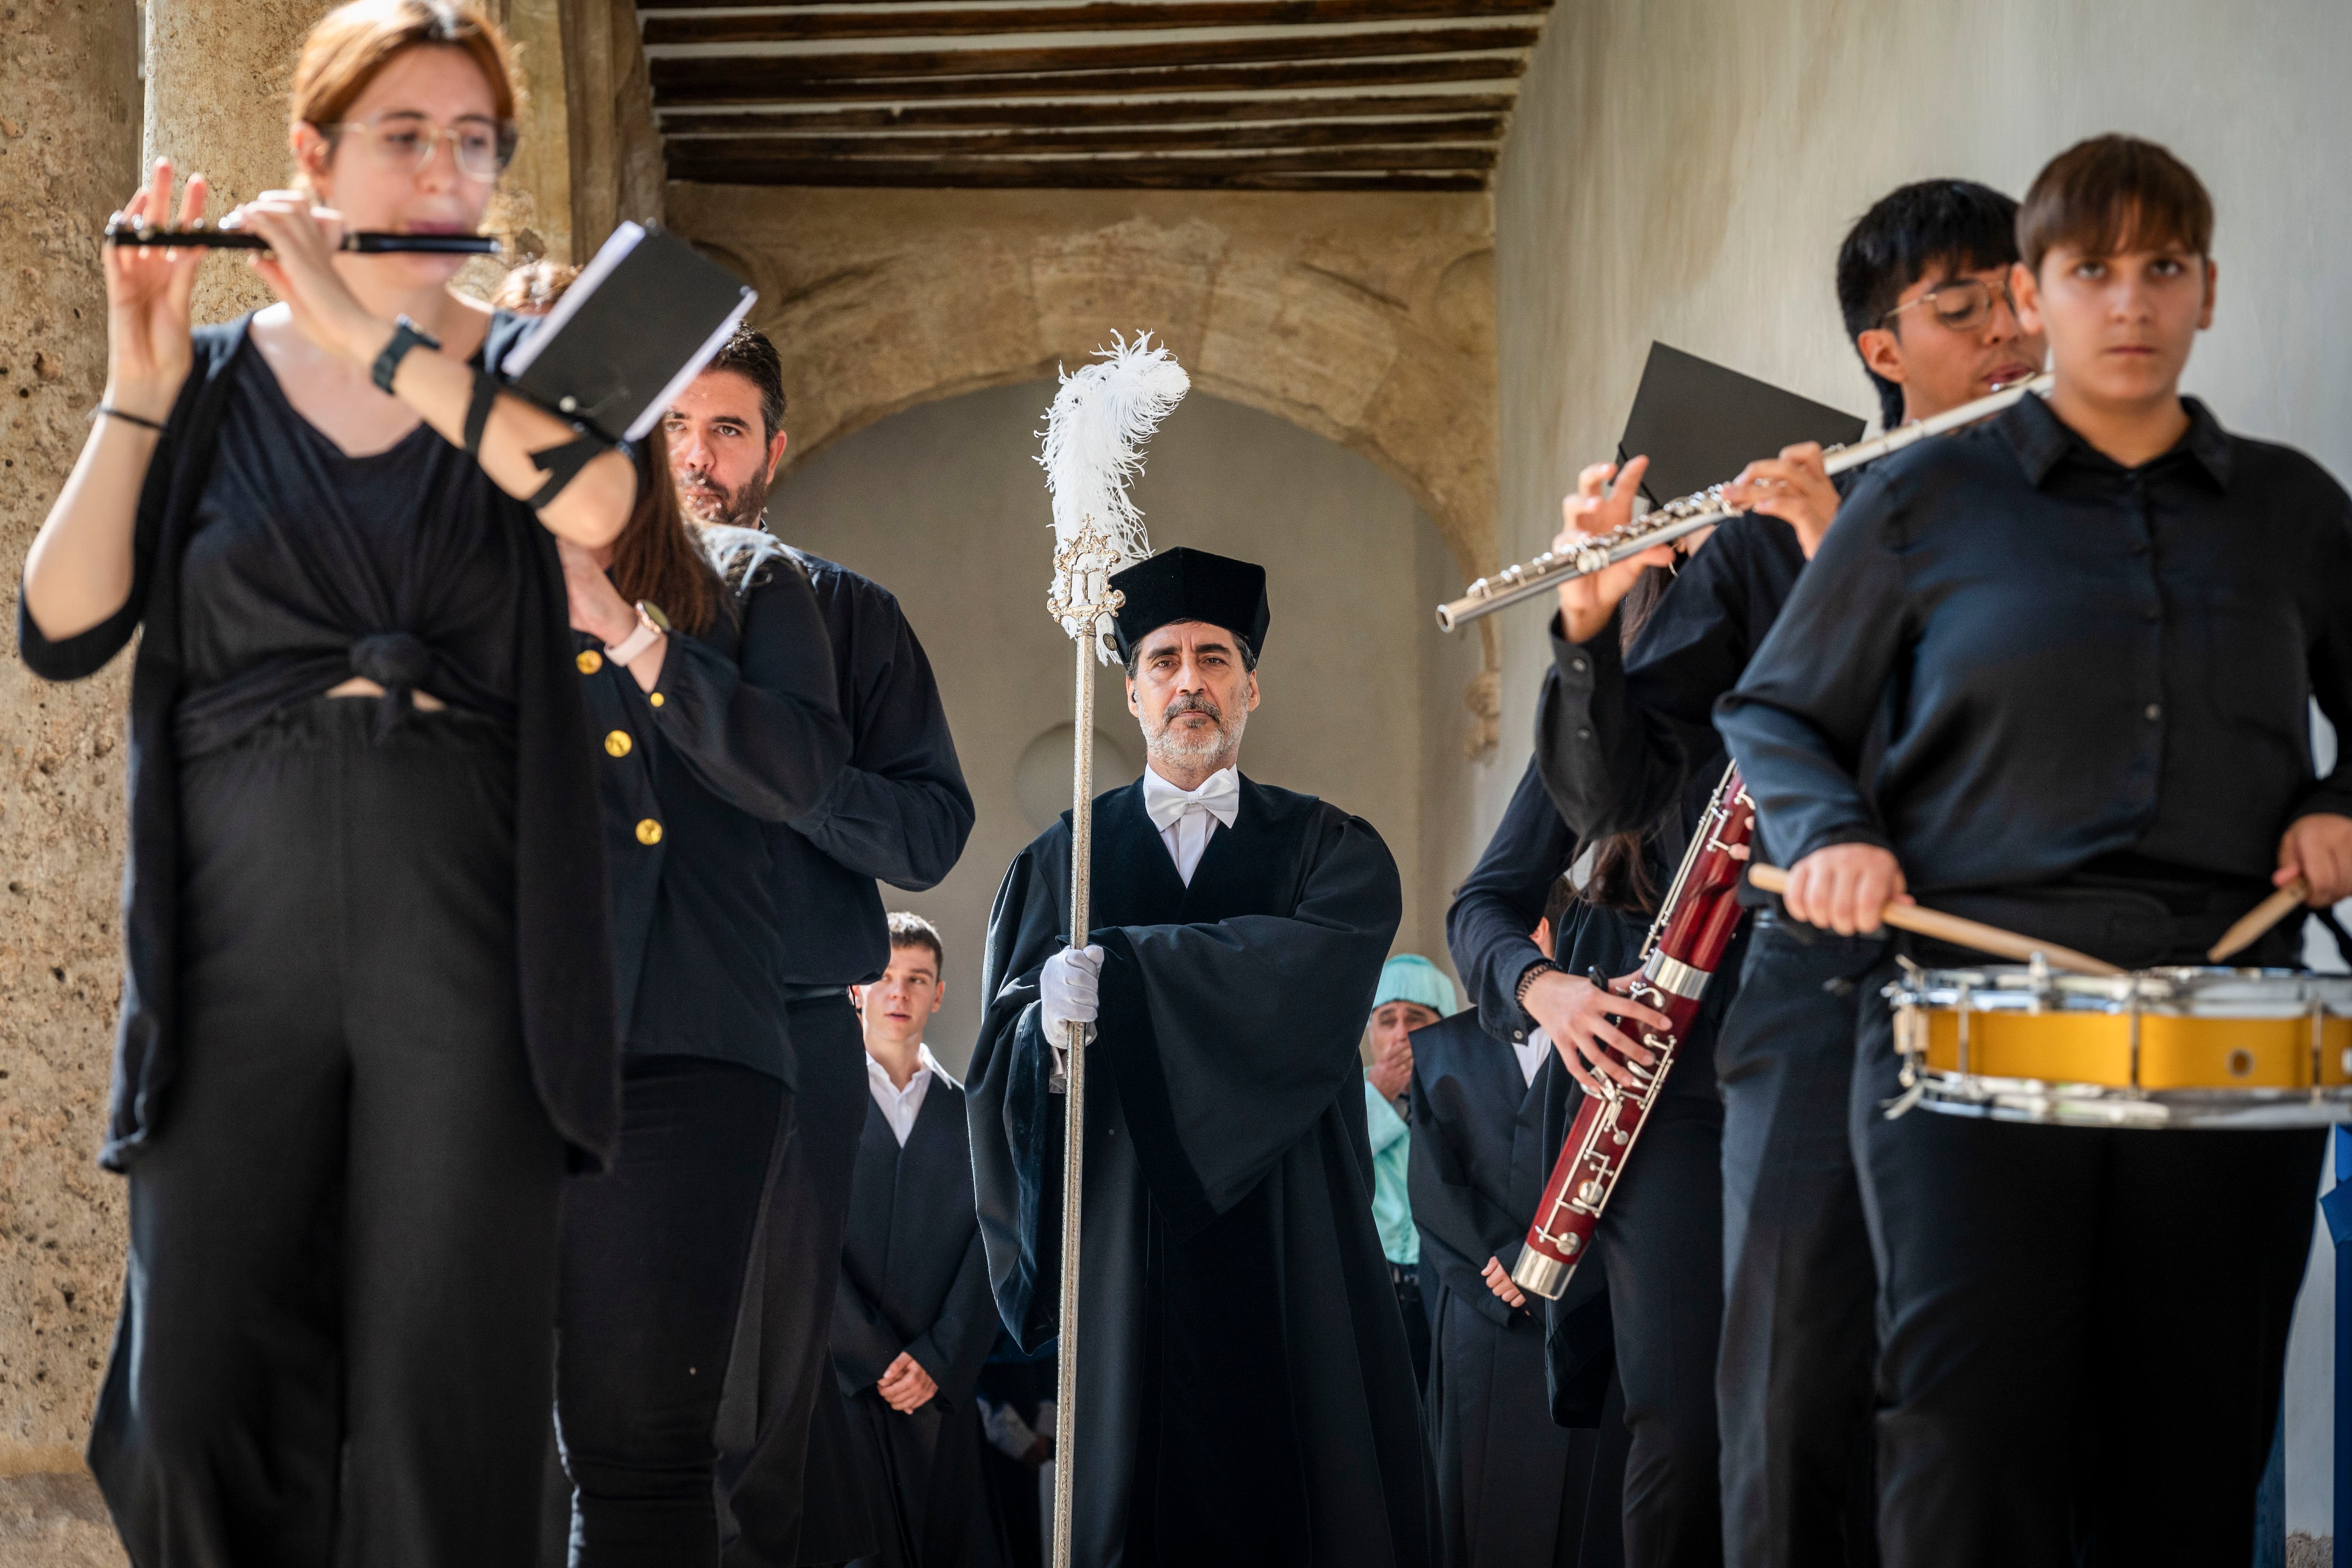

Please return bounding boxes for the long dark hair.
[608,422,722,636]
[1580,565,1675,914]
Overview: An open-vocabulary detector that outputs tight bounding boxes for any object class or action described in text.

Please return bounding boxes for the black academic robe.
[967,774,1435,1568]
[834,1076,1007,1568]
[1410,1011,1622,1568]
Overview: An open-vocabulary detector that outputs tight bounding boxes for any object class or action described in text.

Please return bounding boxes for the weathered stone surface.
[664,183,1499,591]
[0,0,142,1560]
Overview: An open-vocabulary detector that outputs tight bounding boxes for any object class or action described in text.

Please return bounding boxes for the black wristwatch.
[371,315,442,395]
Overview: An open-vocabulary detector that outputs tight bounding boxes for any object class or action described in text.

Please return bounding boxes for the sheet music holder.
[1618,342,1867,506]
[501,222,757,443]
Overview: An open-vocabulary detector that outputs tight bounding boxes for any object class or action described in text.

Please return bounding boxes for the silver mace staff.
[1040,528,1124,1568]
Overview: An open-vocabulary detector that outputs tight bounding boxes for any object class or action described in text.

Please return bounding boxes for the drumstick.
[1747,864,2124,977]
[2207,878,2311,963]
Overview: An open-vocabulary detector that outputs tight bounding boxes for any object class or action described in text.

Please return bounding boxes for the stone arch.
[668,184,1500,597]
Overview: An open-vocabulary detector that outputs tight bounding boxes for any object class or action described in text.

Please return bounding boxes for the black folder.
[1618,343,1867,506]
[501,222,757,443]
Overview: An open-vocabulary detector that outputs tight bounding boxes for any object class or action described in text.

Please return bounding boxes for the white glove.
[1041,943,1104,1042]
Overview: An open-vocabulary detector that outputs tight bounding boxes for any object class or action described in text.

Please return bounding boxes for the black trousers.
[559,1056,785,1565]
[89,699,565,1568]
[1394,1263,1433,1396]
[1593,1047,1724,1568]
[719,992,876,1566]
[1851,939,2323,1567]
[1713,916,1882,1568]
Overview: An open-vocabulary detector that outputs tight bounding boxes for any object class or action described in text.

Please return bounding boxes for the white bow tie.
[1142,767,1241,833]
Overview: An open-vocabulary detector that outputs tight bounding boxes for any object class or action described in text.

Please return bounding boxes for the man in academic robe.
[666,329,977,1568]
[1427,809,1629,1568]
[966,546,1436,1568]
[834,914,1008,1568]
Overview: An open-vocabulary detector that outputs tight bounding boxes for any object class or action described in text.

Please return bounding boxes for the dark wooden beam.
[668,142,1494,180]
[644,0,1549,46]
[651,54,1528,106]
[658,92,1517,135]
[665,116,1504,157]
[646,26,1540,86]
[667,158,1490,192]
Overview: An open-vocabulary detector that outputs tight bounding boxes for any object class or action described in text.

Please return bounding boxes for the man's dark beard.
[678,464,770,531]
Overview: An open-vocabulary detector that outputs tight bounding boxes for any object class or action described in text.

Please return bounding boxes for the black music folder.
[501,222,757,443]
[1619,342,1867,505]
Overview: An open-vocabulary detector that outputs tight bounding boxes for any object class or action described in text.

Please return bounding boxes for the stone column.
[0,0,142,1562]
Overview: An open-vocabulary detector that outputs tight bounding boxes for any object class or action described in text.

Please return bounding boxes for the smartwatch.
[606,600,672,668]
[371,315,442,395]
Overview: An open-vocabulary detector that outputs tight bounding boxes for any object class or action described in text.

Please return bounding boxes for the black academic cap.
[1619,343,1868,505]
[1108,547,1271,665]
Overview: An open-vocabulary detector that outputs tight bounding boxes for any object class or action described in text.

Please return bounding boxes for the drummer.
[1718,135,2352,1567]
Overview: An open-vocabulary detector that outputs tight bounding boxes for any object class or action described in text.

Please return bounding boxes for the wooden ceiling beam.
[645,26,1540,86]
[657,92,1517,134]
[643,0,1549,46]
[669,142,1495,178]
[665,158,1491,192]
[652,54,1527,105]
[665,116,1504,157]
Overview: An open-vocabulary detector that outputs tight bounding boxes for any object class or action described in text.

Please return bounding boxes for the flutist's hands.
[232,191,386,366]
[2278,813,2352,907]
[1779,843,1912,935]
[103,159,208,418]
[1554,457,1675,644]
[1722,442,1840,558]
[1522,966,1671,1095]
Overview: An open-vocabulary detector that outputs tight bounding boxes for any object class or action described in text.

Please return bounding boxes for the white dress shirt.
[1140,765,1241,886]
[1514,1027,1551,1088]
[866,1044,944,1146]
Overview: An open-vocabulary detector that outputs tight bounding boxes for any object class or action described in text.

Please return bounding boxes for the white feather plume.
[1038,331,1190,656]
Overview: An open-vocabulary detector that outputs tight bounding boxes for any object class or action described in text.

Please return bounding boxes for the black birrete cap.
[1108,547,1271,665]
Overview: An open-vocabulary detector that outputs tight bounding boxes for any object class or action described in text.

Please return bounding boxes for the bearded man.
[966,547,1437,1568]
[664,330,975,1568]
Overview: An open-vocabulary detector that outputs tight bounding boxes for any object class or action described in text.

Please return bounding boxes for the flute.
[103,217,499,256]
[1435,372,2053,632]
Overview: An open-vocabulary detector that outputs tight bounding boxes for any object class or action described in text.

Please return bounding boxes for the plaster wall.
[0,0,142,1559]
[767,382,1470,1072]
[1492,0,2352,1536]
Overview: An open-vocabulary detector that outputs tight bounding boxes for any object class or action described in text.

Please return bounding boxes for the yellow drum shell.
[1913,1007,2352,1090]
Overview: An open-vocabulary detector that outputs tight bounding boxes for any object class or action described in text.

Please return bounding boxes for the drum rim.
[1912,1068,2352,1128]
[1891,963,2352,1013]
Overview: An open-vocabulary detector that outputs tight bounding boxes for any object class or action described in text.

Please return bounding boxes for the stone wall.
[0,0,142,1559]
[1493,0,2352,1535]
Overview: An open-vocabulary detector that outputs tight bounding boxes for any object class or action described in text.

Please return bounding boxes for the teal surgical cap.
[1373,954,1458,1019]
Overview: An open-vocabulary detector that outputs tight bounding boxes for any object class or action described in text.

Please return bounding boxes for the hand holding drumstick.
[1752,853,2122,978]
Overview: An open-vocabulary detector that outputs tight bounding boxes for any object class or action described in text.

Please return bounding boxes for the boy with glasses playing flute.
[1537,179,2044,1568]
[1718,136,2352,1567]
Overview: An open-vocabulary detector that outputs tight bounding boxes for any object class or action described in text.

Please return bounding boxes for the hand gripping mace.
[1035,334,1189,1568]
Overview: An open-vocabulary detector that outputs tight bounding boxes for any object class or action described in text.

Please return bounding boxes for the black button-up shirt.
[1718,393,2352,906]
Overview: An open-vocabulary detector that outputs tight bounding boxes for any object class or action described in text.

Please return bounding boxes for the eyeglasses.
[317,112,517,183]
[1881,276,2018,335]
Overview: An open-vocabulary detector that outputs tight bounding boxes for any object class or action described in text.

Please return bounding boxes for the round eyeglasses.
[317,112,517,183]
[1881,276,2019,335]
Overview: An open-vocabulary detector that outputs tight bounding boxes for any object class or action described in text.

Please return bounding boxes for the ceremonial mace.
[1035,334,1189,1568]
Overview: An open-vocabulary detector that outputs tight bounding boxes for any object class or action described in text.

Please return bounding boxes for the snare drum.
[1887,966,2352,1128]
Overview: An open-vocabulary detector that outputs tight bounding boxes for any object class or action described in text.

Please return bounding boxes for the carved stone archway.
[666,182,1503,719]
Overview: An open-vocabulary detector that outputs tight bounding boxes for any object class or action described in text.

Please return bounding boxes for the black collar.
[2001,389,2233,490]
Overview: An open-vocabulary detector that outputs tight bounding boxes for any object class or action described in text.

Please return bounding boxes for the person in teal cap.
[1365,952,1458,1394]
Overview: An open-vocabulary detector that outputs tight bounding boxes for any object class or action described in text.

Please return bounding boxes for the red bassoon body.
[1510,765,1757,1299]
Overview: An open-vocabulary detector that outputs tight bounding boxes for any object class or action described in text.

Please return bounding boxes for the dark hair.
[1579,567,1676,914]
[607,422,723,636]
[1836,180,2022,429]
[887,911,945,977]
[703,326,789,445]
[2017,135,2213,276]
[1540,875,1577,955]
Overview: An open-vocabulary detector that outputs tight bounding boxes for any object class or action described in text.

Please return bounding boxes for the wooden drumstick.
[1747,864,2124,977]
[2207,878,2311,963]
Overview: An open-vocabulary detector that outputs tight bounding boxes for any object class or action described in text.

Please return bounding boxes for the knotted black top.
[18,314,618,1172]
[173,341,528,753]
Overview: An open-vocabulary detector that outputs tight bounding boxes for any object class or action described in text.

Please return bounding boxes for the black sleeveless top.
[174,333,530,756]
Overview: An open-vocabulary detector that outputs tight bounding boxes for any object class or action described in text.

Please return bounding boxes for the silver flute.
[1434,372,2052,631]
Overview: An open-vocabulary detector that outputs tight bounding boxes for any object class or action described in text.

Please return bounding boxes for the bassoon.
[1510,763,1755,1299]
